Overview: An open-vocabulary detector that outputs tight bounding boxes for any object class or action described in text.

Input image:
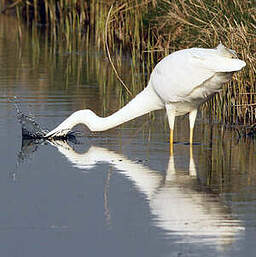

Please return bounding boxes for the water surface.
[0,15,256,257]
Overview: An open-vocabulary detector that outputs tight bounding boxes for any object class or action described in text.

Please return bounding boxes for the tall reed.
[2,0,255,125]
[90,0,256,125]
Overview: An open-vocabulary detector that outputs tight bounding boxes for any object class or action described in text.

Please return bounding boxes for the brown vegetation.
[1,0,255,125]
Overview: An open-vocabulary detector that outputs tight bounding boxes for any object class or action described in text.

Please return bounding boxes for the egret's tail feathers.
[215,58,246,72]
[193,54,246,72]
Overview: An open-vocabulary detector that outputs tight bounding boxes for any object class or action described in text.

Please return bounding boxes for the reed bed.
[1,0,255,125]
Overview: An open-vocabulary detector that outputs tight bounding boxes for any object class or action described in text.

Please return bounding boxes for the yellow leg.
[170,129,174,156]
[190,140,193,158]
[166,104,175,156]
[190,127,194,145]
[189,109,197,145]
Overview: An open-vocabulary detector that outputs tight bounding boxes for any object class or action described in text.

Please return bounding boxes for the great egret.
[45,43,246,144]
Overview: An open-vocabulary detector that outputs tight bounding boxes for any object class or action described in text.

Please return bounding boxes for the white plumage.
[45,43,246,144]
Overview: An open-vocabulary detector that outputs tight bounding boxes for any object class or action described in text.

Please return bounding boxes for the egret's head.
[74,109,101,131]
[45,109,98,138]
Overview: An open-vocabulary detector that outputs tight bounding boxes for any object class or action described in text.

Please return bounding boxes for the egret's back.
[150,43,246,104]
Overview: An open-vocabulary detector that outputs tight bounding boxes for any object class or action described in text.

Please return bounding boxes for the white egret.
[45,43,246,144]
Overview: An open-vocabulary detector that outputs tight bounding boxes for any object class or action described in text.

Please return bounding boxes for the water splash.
[12,100,80,140]
[10,101,86,181]
[14,102,49,139]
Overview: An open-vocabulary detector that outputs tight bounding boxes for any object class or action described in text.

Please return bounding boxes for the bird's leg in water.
[169,129,174,156]
[189,109,198,145]
[190,143,193,160]
[190,128,194,145]
[165,104,175,155]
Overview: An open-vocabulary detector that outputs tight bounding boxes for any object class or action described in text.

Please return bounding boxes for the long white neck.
[92,85,163,131]
[46,85,163,137]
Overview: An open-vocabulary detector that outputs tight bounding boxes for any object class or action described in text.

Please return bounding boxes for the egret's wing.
[191,50,246,72]
[151,49,245,102]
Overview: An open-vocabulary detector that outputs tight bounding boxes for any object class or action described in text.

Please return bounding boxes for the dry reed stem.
[1,0,22,13]
[105,4,133,97]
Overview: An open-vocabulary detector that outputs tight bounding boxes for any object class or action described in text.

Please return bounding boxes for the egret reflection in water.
[31,137,244,249]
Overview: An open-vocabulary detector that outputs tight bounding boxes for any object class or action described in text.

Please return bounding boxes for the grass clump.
[137,0,255,125]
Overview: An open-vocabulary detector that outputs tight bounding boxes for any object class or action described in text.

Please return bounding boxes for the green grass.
[1,0,255,125]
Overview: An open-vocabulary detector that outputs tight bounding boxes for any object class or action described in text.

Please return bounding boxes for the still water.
[0,15,256,257]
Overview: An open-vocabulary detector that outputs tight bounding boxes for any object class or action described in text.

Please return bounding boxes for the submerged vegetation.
[0,0,255,125]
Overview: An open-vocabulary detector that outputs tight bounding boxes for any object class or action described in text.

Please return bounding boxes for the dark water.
[0,15,256,257]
